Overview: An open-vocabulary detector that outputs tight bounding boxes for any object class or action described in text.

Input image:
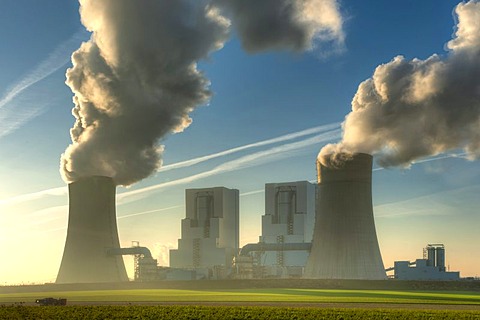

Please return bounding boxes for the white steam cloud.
[215,0,344,52]
[61,0,344,186]
[60,0,230,186]
[320,1,480,168]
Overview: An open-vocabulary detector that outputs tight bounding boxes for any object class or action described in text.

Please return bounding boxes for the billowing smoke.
[61,0,345,186]
[320,1,480,168]
[60,0,230,185]
[214,0,344,52]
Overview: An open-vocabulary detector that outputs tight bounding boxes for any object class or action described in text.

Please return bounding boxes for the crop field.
[1,288,480,319]
[1,305,480,320]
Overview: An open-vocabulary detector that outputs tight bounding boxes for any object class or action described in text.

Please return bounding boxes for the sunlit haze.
[0,0,479,285]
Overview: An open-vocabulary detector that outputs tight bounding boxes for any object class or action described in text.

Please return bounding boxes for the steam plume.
[61,0,345,186]
[214,0,344,52]
[320,1,480,167]
[60,0,229,185]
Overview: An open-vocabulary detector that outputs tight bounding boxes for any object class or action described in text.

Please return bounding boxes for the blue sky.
[0,0,479,284]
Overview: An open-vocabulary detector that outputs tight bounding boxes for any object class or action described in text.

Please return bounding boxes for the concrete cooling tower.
[305,153,386,279]
[56,176,128,283]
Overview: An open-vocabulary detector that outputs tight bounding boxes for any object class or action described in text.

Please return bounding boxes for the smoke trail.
[320,1,480,168]
[215,0,344,52]
[118,129,340,201]
[160,122,340,172]
[0,30,86,110]
[60,0,230,186]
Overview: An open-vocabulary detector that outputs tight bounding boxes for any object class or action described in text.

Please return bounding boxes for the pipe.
[107,247,153,259]
[239,242,312,256]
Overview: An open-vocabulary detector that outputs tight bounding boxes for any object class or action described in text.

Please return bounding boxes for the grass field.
[1,288,480,305]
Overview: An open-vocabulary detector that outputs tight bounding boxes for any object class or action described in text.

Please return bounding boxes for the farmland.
[1,281,480,319]
[2,305,480,320]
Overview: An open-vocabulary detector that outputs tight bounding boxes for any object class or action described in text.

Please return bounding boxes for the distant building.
[169,187,239,279]
[255,181,316,278]
[394,260,460,280]
[393,244,460,280]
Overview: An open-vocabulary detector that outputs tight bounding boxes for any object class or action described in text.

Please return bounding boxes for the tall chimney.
[305,153,386,279]
[56,176,128,283]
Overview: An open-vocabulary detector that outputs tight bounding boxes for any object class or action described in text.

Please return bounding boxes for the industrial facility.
[305,153,386,280]
[235,181,315,279]
[169,187,239,279]
[56,176,129,283]
[54,154,464,284]
[389,244,460,280]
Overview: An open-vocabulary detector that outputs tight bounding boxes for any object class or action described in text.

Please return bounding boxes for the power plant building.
[258,181,316,277]
[169,187,239,279]
[56,176,128,283]
[393,244,460,280]
[305,153,387,280]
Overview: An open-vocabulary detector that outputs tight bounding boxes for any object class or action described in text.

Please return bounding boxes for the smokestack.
[305,153,386,279]
[56,176,128,283]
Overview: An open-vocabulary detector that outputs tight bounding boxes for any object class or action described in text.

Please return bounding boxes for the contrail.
[0,29,86,110]
[0,186,67,207]
[240,189,264,197]
[0,103,47,139]
[117,205,183,219]
[242,153,468,195]
[372,152,468,171]
[118,129,341,201]
[0,125,338,205]
[374,184,479,218]
[0,132,467,207]
[160,122,341,172]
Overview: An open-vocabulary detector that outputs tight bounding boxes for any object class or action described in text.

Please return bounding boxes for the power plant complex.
[55,153,460,283]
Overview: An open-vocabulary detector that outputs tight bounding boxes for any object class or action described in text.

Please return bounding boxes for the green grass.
[1,305,480,320]
[1,288,480,305]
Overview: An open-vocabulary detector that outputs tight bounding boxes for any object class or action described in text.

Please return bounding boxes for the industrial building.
[391,244,460,280]
[305,153,387,280]
[169,187,239,279]
[56,176,128,283]
[235,181,316,278]
[54,157,463,284]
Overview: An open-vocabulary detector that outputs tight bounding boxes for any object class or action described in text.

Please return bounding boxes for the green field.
[1,289,480,319]
[1,288,480,305]
[1,305,480,320]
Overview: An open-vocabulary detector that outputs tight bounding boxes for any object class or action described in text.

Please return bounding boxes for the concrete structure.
[394,260,460,280]
[393,244,459,280]
[424,244,446,272]
[170,187,239,278]
[305,153,386,280]
[257,181,316,277]
[56,176,128,283]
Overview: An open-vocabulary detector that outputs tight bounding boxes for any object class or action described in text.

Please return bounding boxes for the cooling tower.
[56,176,128,283]
[305,153,386,279]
